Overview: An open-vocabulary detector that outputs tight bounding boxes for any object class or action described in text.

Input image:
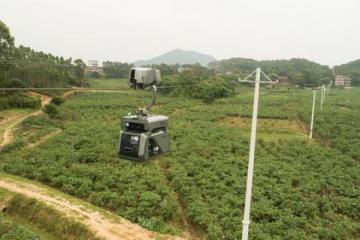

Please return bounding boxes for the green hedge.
[0,94,41,110]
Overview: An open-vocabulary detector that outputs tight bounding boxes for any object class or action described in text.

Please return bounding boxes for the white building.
[85,60,102,74]
[87,60,99,67]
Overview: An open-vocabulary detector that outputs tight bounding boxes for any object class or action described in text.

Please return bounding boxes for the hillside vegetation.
[334,59,360,86]
[1,88,359,239]
[209,58,334,87]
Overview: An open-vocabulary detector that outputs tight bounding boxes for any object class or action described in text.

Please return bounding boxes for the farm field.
[88,78,128,89]
[0,88,359,239]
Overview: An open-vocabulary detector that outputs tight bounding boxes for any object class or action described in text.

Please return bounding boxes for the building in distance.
[85,60,103,76]
[335,75,352,88]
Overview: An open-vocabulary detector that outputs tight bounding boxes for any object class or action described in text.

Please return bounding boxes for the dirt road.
[0,92,51,147]
[0,177,183,240]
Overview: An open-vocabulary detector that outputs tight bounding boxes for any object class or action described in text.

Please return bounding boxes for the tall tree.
[0,20,86,88]
[0,20,15,83]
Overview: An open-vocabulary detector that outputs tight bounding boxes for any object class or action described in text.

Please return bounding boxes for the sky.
[1,0,359,66]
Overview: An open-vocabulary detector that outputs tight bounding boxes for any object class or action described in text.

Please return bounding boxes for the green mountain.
[134,49,216,66]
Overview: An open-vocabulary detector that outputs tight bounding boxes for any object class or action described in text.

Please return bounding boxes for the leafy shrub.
[192,78,235,103]
[51,96,64,106]
[0,94,41,110]
[42,104,59,118]
[0,224,39,240]
[0,79,26,88]
[161,71,235,102]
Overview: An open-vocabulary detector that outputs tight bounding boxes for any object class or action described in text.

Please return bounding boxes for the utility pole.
[320,85,324,110]
[238,68,276,240]
[327,81,332,96]
[310,90,316,139]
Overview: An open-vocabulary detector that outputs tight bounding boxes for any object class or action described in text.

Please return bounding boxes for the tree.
[102,61,133,79]
[0,20,15,83]
[0,20,86,89]
[0,20,14,59]
[74,59,86,84]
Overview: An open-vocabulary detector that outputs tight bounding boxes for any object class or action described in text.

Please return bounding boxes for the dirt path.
[25,129,62,149]
[0,92,51,148]
[0,177,182,240]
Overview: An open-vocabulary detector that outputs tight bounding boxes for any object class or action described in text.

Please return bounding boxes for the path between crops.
[0,178,183,240]
[0,92,51,147]
[24,128,62,149]
[154,157,203,240]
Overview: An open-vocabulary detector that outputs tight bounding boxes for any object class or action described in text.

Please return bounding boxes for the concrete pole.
[242,68,261,240]
[320,85,324,110]
[310,90,316,139]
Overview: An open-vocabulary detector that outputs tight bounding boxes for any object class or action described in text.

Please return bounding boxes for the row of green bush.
[0,94,41,110]
[160,66,235,103]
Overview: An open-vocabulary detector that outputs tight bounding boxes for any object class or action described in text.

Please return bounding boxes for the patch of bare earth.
[0,178,183,240]
[218,116,306,134]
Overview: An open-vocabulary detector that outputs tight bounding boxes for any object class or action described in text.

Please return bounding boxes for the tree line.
[0,20,86,88]
[208,58,337,87]
[99,62,181,79]
[101,61,134,79]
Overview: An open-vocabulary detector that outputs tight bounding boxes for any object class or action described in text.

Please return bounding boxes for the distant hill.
[209,58,334,87]
[133,49,216,66]
[334,59,360,86]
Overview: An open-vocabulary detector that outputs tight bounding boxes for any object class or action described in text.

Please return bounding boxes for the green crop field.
[1,88,359,239]
[88,78,128,89]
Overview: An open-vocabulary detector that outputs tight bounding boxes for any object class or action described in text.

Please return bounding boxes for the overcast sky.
[1,0,359,66]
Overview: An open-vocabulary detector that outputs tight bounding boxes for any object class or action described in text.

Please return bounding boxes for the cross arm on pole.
[238,79,278,84]
[238,68,278,84]
[236,68,277,240]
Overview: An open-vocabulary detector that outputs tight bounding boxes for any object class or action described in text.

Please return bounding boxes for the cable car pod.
[118,115,170,160]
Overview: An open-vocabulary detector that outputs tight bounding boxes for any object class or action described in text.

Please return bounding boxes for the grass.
[0,109,34,142]
[217,116,306,135]
[0,172,125,223]
[0,188,99,240]
[1,214,56,240]
[88,78,128,89]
